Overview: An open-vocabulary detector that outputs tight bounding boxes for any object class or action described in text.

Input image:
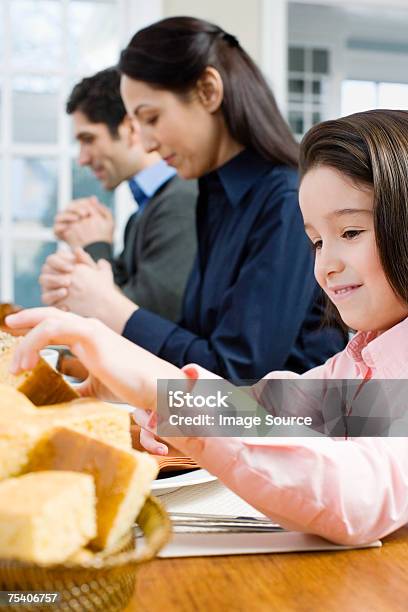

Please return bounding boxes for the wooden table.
[125,525,408,611]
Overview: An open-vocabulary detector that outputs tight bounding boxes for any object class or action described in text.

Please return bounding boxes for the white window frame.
[287,44,331,139]
[0,0,161,304]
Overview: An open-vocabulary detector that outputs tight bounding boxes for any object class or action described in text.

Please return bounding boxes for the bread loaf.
[0,471,96,564]
[0,303,27,337]
[0,384,37,415]
[0,399,132,480]
[0,331,79,405]
[29,427,159,549]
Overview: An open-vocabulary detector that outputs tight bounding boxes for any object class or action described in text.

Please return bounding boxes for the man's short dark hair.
[66,67,126,137]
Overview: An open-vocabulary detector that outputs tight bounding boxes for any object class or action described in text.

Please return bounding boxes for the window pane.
[68,1,119,74]
[341,80,377,116]
[288,111,304,135]
[289,79,304,94]
[312,80,321,95]
[378,83,408,109]
[14,241,56,308]
[13,76,59,144]
[72,161,114,209]
[12,158,58,227]
[289,48,304,72]
[312,49,328,74]
[11,1,62,71]
[312,111,321,125]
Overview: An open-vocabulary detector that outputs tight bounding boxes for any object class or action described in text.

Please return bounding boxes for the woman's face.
[120,75,225,179]
[300,165,408,333]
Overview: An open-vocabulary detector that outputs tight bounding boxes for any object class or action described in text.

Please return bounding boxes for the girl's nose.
[316,246,345,278]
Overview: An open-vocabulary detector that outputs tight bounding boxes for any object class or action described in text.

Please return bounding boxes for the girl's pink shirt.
[171,317,408,545]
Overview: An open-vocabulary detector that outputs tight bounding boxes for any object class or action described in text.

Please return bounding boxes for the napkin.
[156,481,382,557]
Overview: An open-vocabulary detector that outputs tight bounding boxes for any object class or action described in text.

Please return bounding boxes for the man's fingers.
[55,211,82,225]
[66,198,98,218]
[93,201,112,219]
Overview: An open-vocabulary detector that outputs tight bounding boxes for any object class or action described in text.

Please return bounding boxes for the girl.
[8,109,408,545]
[45,16,345,382]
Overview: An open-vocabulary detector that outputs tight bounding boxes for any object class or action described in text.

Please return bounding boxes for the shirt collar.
[130,159,176,200]
[345,316,408,374]
[201,149,273,208]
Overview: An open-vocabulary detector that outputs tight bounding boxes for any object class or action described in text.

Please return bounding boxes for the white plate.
[152,469,217,495]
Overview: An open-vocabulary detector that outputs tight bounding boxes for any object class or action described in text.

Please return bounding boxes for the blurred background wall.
[1,0,407,307]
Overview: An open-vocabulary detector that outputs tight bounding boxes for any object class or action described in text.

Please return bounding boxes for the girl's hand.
[132,407,169,455]
[5,307,186,411]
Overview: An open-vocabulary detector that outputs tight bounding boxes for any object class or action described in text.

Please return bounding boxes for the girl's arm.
[8,309,408,545]
[6,308,187,411]
[168,433,408,545]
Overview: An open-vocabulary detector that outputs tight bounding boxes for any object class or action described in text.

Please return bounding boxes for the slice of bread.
[0,331,79,405]
[29,427,159,550]
[35,399,132,450]
[0,399,132,480]
[0,303,28,337]
[0,384,37,415]
[0,420,46,481]
[0,471,96,564]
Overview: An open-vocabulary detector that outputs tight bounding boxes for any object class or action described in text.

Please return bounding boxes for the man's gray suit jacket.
[84,175,197,322]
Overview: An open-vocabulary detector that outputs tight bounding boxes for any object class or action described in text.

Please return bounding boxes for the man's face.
[72,110,131,190]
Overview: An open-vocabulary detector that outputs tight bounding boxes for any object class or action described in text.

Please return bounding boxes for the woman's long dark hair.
[119,16,298,168]
[300,109,408,326]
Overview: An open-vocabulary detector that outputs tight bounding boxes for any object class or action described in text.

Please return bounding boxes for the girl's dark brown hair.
[119,16,298,168]
[299,109,408,326]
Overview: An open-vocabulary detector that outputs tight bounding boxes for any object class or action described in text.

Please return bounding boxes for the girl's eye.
[342,229,363,240]
[146,116,158,126]
[311,239,322,251]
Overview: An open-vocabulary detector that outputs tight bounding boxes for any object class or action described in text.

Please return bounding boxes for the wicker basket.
[0,496,171,612]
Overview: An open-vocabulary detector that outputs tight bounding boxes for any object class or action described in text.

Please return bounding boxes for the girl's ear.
[196,67,224,114]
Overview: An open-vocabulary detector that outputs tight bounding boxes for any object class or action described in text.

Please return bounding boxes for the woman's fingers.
[73,247,97,267]
[41,289,69,307]
[45,252,76,274]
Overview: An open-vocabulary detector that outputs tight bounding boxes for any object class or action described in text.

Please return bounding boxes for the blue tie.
[128,179,149,215]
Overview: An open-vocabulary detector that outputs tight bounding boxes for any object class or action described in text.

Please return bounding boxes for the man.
[41,67,197,323]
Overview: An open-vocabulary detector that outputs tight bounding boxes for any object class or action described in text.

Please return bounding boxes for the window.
[287,46,330,139]
[341,80,408,116]
[0,0,120,307]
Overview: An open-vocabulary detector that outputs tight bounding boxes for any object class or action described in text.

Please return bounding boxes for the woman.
[71,16,346,382]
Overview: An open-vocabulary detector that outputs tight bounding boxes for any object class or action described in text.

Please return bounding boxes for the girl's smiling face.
[300,165,408,332]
